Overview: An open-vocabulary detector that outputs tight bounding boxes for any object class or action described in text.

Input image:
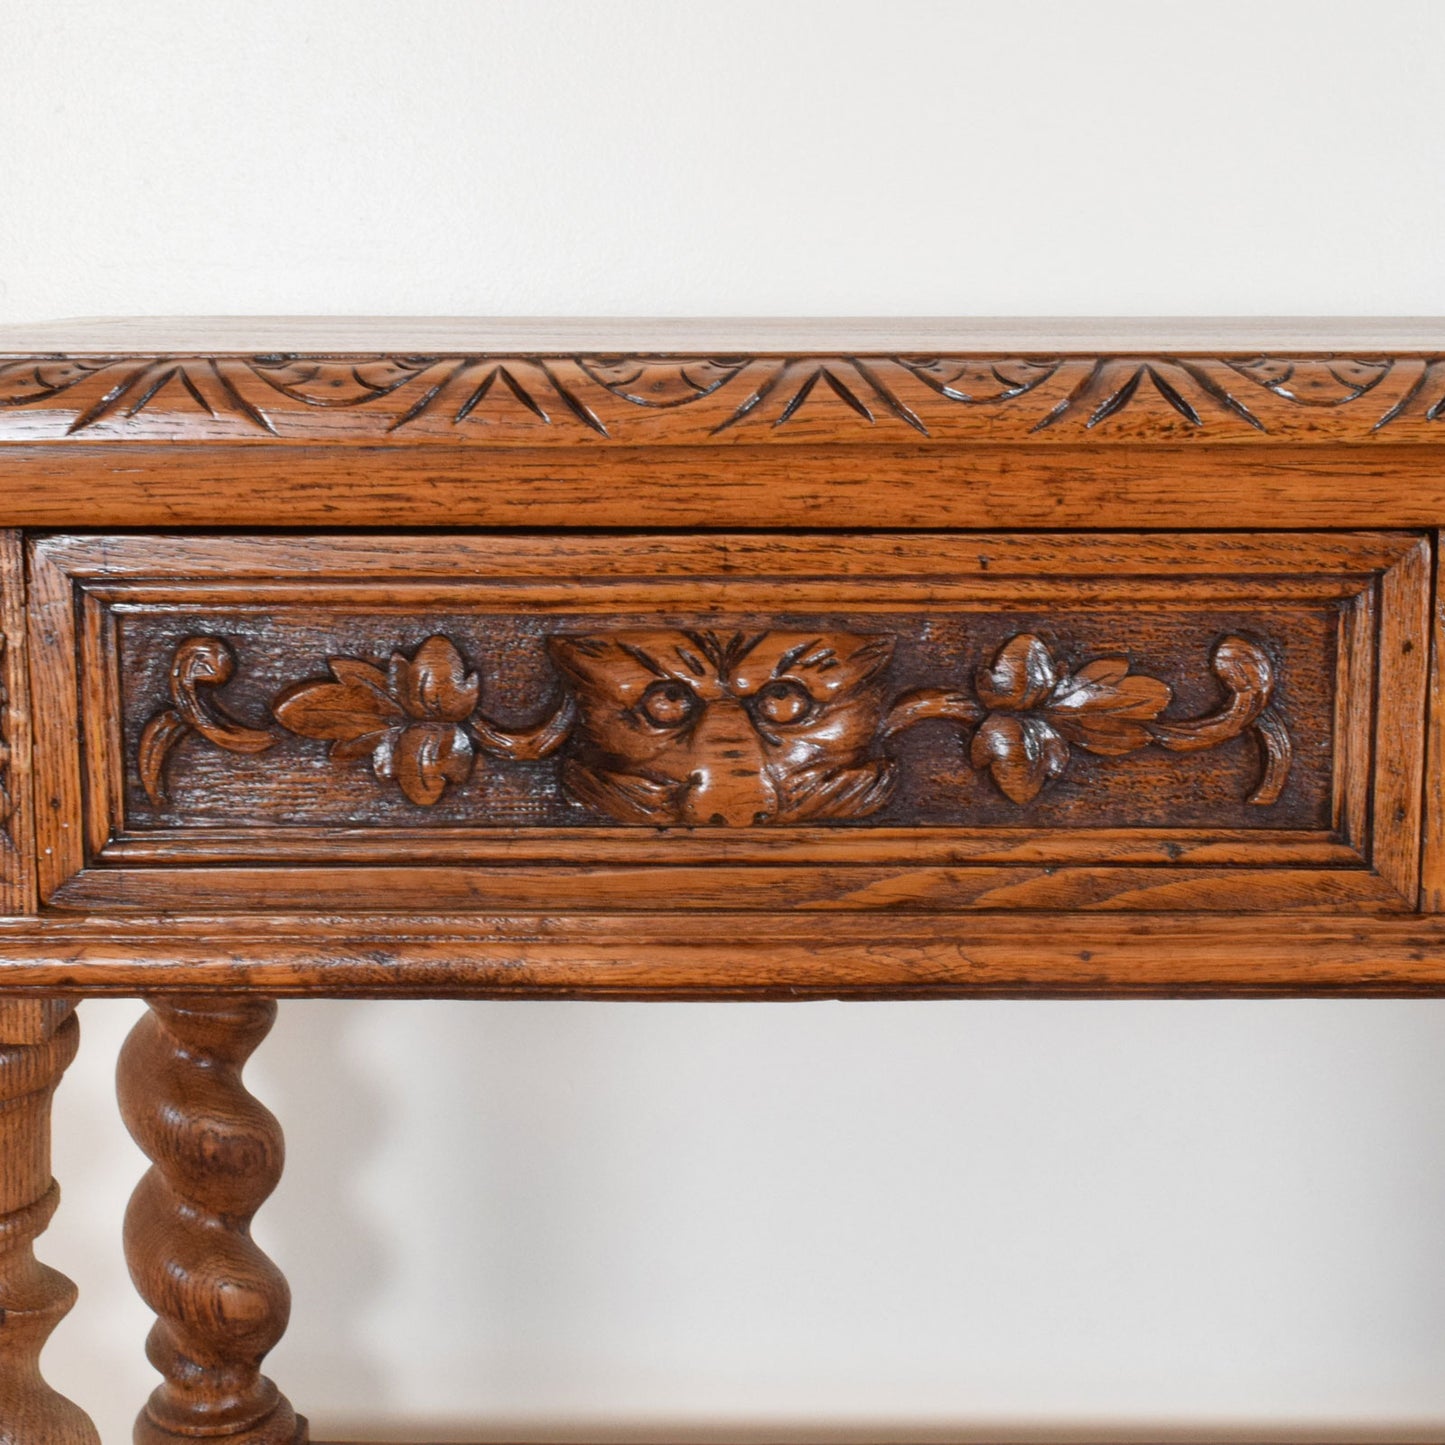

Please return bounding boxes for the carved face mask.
[546,629,897,826]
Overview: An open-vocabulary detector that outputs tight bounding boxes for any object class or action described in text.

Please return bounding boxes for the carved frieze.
[138,625,1291,824]
[3,352,1444,443]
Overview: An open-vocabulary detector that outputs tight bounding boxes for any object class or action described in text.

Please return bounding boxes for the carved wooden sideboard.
[3,317,1445,1442]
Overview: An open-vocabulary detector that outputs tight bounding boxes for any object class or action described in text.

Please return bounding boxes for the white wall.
[6,2,1445,1440]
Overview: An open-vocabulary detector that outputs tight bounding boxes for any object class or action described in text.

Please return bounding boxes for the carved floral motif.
[138,625,1293,822]
[272,636,572,805]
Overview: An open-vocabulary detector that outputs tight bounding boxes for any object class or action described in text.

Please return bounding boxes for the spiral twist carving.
[0,1003,99,1445]
[118,998,304,1445]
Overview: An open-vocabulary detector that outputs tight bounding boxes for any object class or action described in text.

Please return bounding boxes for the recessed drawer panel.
[27,531,1429,912]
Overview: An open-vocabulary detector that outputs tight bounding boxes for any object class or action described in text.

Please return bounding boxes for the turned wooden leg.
[0,998,100,1445]
[117,997,305,1445]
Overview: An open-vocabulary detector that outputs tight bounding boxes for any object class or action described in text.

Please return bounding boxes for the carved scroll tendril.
[1146,633,1292,804]
[881,687,982,737]
[139,637,275,804]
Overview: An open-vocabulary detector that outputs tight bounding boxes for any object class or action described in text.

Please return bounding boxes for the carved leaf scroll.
[140,625,1293,823]
[963,633,1289,805]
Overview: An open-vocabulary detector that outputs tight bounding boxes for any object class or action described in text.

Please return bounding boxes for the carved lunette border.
[2,353,1445,443]
[139,629,1292,823]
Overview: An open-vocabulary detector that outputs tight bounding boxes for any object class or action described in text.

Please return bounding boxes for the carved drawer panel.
[26,530,1429,912]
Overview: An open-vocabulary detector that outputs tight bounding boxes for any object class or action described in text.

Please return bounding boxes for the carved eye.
[752,680,813,726]
[639,680,699,729]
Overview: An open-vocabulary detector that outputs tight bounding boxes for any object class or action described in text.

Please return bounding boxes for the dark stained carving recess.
[139,626,1292,824]
[4,353,1445,443]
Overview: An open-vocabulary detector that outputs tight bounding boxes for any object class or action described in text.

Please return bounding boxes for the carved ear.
[785,634,894,693]
[549,634,684,705]
[842,635,895,685]
[546,635,613,690]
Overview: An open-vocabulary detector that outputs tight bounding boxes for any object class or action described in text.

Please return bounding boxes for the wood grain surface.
[0,912,1439,996]
[12,444,1445,532]
[0,327,1440,988]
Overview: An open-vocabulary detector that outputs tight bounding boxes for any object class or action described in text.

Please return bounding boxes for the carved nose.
[681,766,776,826]
[679,708,775,826]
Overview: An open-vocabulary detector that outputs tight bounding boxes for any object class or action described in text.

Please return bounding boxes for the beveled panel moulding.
[24,528,1425,913]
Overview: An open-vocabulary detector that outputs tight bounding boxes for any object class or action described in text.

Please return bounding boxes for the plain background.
[6,2,1445,1440]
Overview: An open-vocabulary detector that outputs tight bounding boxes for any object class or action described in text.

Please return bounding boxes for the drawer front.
[27,531,1429,912]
